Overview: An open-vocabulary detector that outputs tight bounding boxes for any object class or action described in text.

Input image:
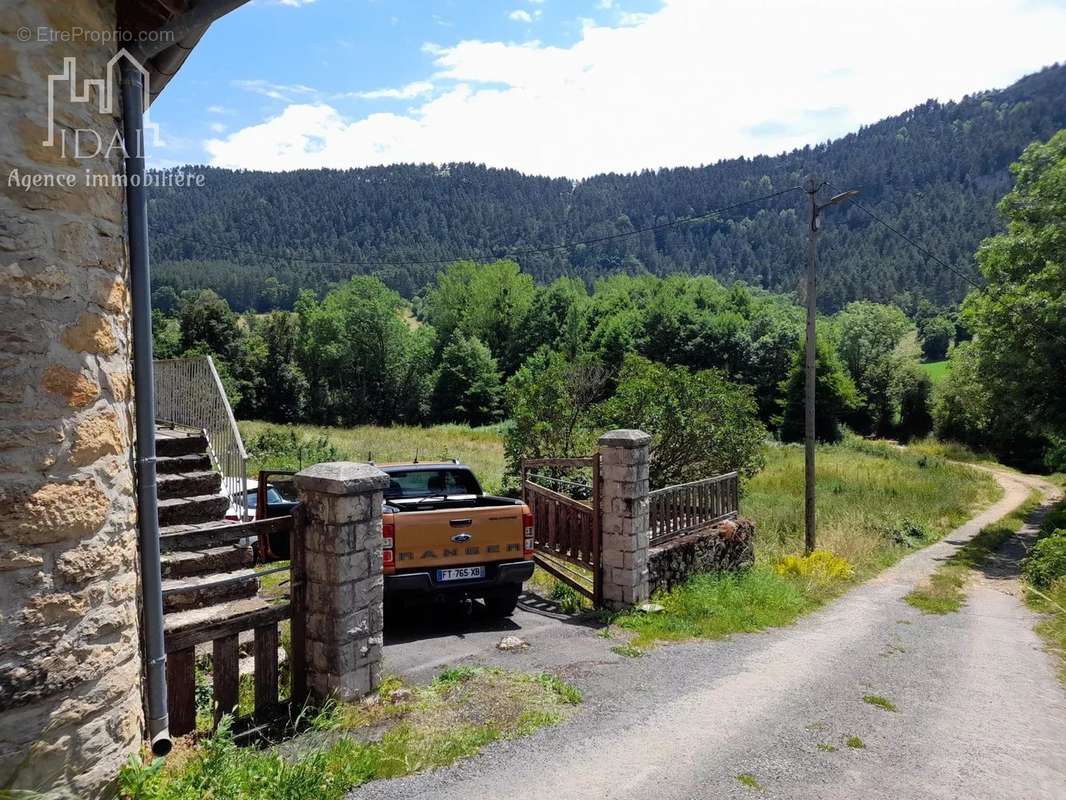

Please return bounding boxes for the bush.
[247,427,343,472]
[1040,509,1066,540]
[883,519,930,548]
[1024,531,1066,588]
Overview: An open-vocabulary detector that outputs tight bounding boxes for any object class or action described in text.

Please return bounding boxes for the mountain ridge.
[149,63,1066,313]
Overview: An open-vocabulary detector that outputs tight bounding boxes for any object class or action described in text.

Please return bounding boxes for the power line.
[156,185,802,271]
[827,180,1066,349]
[825,180,985,291]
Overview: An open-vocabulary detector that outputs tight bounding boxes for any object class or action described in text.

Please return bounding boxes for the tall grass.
[239,421,507,493]
[745,438,1000,577]
[619,438,1000,647]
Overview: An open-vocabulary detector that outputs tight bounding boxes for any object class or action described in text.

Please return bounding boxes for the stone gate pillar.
[598,430,652,610]
[294,462,388,702]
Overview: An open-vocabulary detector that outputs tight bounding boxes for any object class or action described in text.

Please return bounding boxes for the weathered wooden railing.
[164,516,305,736]
[521,456,602,605]
[649,471,739,546]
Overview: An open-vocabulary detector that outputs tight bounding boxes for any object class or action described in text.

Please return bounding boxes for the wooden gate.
[521,456,602,606]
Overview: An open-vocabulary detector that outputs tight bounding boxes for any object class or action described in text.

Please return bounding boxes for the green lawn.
[921,359,951,384]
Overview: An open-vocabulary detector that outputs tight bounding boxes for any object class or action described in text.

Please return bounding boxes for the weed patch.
[610,643,645,658]
[736,773,762,790]
[120,667,579,799]
[817,743,837,752]
[862,694,896,712]
[845,735,866,749]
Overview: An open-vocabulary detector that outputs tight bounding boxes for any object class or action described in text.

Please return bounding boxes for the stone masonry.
[597,430,652,609]
[0,1,144,797]
[648,517,756,594]
[294,462,389,702]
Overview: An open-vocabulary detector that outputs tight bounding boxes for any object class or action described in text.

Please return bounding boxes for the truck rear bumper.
[385,560,534,595]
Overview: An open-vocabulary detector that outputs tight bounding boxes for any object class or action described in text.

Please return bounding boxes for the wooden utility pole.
[802,176,858,555]
[804,177,819,555]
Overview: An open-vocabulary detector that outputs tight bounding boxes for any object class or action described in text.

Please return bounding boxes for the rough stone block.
[295,462,389,497]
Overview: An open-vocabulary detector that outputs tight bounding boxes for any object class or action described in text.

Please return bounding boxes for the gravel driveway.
[359,469,1066,800]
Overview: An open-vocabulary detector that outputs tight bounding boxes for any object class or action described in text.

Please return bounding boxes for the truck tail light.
[382,520,395,572]
[522,511,534,558]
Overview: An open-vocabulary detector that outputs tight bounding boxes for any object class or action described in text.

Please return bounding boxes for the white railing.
[649,472,739,546]
[154,356,248,520]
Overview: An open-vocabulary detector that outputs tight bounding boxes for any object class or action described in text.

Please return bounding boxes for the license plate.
[437,566,484,582]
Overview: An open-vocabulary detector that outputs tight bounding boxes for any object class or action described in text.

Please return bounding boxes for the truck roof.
[377,461,469,471]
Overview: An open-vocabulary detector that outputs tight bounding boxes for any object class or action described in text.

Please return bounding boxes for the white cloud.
[508,9,533,22]
[208,122,227,133]
[206,0,1066,178]
[277,0,316,6]
[233,79,318,102]
[206,104,230,114]
[348,81,435,100]
[597,0,615,8]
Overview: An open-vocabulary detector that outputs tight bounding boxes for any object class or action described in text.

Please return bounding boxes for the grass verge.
[615,439,999,647]
[1026,499,1066,687]
[905,489,1042,614]
[121,667,579,800]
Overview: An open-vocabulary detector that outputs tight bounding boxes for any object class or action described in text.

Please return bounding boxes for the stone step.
[158,517,289,552]
[161,569,260,614]
[156,470,222,501]
[154,428,209,458]
[156,452,212,475]
[161,544,254,579]
[157,493,229,528]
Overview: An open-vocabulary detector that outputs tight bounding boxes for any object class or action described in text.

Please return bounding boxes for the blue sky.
[146,0,1066,177]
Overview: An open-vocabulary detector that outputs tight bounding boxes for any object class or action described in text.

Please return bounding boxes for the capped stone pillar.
[294,462,389,702]
[597,429,652,610]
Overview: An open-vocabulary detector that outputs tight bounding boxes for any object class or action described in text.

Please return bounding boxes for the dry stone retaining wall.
[648,518,756,595]
[0,1,144,796]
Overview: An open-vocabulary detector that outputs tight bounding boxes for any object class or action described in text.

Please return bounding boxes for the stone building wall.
[0,1,144,796]
[648,518,756,595]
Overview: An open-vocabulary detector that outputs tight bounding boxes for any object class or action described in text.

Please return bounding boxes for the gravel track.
[358,469,1066,800]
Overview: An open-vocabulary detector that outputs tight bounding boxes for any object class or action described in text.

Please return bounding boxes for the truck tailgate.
[393,506,525,569]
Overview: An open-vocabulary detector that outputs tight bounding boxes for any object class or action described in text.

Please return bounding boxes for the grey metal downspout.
[121,61,172,757]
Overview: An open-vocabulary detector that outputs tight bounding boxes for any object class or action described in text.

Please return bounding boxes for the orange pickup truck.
[380,461,534,616]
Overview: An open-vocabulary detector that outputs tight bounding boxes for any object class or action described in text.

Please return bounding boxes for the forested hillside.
[149,64,1066,313]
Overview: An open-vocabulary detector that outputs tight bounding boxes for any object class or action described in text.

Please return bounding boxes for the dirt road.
[361,469,1065,800]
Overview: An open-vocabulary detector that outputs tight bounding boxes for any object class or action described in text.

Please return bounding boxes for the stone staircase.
[154,426,262,620]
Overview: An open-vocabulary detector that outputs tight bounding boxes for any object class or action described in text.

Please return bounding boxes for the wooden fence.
[164,515,305,736]
[521,456,602,605]
[649,472,739,546]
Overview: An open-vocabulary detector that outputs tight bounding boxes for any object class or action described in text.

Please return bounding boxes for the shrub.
[1024,531,1066,588]
[883,519,930,548]
[247,427,343,472]
[1039,509,1066,540]
[774,551,855,585]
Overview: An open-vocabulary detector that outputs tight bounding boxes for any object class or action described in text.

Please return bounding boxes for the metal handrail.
[153,355,249,520]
